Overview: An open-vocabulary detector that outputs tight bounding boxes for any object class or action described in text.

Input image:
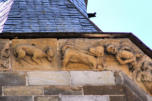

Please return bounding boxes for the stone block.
[3,86,43,96]
[44,86,82,95]
[70,71,115,86]
[83,85,124,95]
[0,96,32,101]
[110,96,126,101]
[34,96,59,101]
[0,72,26,86]
[11,39,58,71]
[60,95,110,101]
[27,71,70,85]
[0,39,10,70]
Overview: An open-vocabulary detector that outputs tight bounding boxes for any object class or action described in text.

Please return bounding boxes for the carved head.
[89,46,104,57]
[106,44,118,55]
[46,47,54,61]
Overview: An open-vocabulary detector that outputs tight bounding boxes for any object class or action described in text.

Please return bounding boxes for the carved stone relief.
[0,38,150,95]
[59,38,152,95]
[134,57,152,95]
[0,39,10,70]
[11,39,58,70]
[59,39,105,70]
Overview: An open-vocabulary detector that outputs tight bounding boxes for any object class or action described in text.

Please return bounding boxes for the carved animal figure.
[62,45,104,69]
[14,44,54,64]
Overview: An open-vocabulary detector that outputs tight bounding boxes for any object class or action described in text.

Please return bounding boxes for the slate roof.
[3,0,101,33]
[69,0,87,17]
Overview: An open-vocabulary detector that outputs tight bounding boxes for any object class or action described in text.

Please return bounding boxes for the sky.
[87,0,152,50]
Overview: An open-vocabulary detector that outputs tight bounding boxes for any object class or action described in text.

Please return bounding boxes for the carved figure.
[0,42,10,68]
[0,42,9,58]
[106,44,118,55]
[136,61,152,82]
[106,45,136,66]
[89,46,104,69]
[14,44,54,64]
[116,48,136,65]
[62,45,104,69]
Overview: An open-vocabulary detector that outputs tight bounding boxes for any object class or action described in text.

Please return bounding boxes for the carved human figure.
[0,42,10,68]
[0,42,10,58]
[116,48,136,66]
[14,44,54,64]
[106,45,136,66]
[62,45,104,69]
[106,44,118,55]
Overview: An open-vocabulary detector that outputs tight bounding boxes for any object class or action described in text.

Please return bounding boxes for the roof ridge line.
[67,0,102,32]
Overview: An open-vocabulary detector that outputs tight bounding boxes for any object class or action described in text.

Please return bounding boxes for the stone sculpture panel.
[0,39,10,70]
[59,39,105,70]
[6,38,152,95]
[11,39,58,70]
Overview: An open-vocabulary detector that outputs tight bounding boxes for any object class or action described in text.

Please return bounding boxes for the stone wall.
[0,38,151,101]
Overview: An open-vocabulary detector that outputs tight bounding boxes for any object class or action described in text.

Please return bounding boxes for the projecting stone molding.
[0,38,151,97]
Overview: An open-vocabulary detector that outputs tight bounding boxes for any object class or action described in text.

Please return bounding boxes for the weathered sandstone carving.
[116,47,136,66]
[106,44,139,71]
[14,44,54,64]
[136,61,152,82]
[62,45,104,69]
[0,41,10,69]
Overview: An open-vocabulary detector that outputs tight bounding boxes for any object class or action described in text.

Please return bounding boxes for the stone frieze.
[0,38,151,95]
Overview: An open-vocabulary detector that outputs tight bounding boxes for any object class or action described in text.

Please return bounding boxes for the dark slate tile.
[0,72,26,86]
[3,0,98,33]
